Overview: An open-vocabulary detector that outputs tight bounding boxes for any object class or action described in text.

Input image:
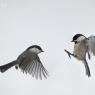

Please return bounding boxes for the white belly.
[73,42,87,60]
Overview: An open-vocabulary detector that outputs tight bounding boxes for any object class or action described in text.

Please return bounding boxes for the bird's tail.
[83,59,91,77]
[0,60,17,73]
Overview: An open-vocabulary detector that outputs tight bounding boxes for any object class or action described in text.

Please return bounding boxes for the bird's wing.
[87,35,95,55]
[19,54,48,79]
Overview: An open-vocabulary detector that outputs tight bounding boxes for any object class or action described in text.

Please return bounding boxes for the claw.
[64,49,75,58]
[64,49,71,59]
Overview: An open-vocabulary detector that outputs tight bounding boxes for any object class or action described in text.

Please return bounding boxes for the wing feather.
[19,54,48,79]
[87,36,95,55]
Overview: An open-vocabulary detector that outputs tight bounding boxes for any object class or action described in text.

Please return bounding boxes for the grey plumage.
[65,34,95,77]
[18,51,48,79]
[87,36,95,55]
[0,45,48,79]
[73,37,90,77]
[0,61,17,72]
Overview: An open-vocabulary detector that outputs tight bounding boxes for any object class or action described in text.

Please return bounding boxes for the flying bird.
[65,34,95,77]
[0,45,48,79]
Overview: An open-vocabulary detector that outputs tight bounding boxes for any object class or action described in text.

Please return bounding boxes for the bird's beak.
[71,40,74,42]
[42,50,44,52]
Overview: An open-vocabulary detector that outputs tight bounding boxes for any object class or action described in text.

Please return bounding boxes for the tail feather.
[0,60,17,73]
[83,59,91,77]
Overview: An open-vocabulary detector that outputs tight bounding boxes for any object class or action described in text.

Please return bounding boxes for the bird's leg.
[64,49,76,59]
[88,52,91,60]
[87,45,91,60]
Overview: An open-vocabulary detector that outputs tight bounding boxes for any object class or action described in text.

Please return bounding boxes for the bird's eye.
[75,41,77,44]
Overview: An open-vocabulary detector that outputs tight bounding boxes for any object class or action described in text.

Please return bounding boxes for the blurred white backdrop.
[0,0,95,95]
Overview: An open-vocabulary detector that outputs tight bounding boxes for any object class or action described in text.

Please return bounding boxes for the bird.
[0,45,48,79]
[65,34,95,77]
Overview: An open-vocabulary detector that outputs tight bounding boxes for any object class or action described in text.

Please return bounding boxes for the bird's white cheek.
[77,36,86,42]
[35,49,41,53]
[29,48,40,54]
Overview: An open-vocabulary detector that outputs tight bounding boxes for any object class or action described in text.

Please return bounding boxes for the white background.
[0,0,95,95]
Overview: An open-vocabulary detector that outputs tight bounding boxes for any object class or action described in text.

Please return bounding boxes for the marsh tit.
[0,45,48,79]
[65,34,95,77]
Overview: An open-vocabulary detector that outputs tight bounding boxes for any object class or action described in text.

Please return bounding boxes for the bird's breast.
[73,42,87,60]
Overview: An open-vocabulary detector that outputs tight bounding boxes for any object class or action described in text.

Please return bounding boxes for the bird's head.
[27,45,44,54]
[71,34,86,44]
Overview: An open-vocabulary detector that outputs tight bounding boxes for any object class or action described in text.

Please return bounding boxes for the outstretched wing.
[87,36,95,55]
[19,53,48,79]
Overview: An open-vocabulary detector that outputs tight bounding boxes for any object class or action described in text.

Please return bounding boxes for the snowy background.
[0,0,95,95]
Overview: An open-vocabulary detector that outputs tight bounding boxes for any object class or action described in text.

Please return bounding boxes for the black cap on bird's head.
[71,34,86,43]
[27,45,44,54]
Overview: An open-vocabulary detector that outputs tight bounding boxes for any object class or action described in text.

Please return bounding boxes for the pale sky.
[0,0,95,95]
